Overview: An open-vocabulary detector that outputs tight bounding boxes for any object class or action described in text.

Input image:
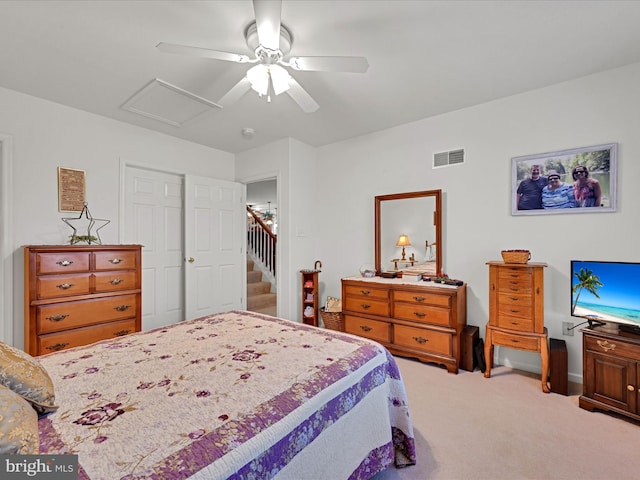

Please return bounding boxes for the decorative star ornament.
[62,202,110,244]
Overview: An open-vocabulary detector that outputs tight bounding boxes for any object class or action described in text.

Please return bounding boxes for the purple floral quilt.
[38,311,416,479]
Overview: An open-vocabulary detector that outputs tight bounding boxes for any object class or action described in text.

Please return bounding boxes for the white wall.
[315,62,640,383]
[235,137,318,321]
[0,86,235,347]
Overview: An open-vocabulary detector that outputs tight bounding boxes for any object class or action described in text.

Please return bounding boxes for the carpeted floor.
[372,356,640,480]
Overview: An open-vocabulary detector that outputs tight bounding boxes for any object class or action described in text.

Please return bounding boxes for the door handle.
[187,257,195,263]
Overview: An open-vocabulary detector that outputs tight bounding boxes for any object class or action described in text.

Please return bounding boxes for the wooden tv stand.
[580,324,640,422]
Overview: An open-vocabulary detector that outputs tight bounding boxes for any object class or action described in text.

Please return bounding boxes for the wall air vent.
[433,148,465,168]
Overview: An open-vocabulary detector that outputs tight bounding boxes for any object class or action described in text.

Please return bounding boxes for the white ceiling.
[2,1,640,154]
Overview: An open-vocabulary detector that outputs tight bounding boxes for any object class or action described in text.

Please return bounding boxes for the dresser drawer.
[344,296,389,316]
[36,274,91,299]
[492,330,540,352]
[344,315,391,343]
[584,335,640,361]
[497,292,532,308]
[497,277,532,294]
[393,290,451,308]
[37,294,139,334]
[38,319,137,354]
[394,325,451,356]
[94,250,138,271]
[498,267,532,282]
[344,284,388,300]
[94,271,138,292]
[496,313,534,332]
[394,303,451,327]
[36,252,90,274]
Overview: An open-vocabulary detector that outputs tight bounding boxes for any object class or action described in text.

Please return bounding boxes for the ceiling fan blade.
[286,77,319,113]
[287,56,369,73]
[156,42,251,63]
[253,0,282,51]
[218,77,252,107]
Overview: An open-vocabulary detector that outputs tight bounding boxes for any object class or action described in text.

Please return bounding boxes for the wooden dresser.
[341,276,467,373]
[24,244,142,356]
[483,261,549,392]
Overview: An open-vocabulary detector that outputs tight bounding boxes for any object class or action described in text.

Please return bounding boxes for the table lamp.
[396,234,411,261]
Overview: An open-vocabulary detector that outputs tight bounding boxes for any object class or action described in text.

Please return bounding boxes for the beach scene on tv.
[571,261,640,327]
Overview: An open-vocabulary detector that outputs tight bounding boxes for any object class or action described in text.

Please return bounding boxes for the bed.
[33,310,416,479]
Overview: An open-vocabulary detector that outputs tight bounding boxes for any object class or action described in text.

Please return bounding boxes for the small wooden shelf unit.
[300,269,319,326]
[24,244,142,356]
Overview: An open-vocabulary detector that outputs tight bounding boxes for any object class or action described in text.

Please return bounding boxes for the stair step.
[247,292,277,310]
[251,305,277,317]
[247,281,271,296]
[247,270,263,283]
[247,259,255,270]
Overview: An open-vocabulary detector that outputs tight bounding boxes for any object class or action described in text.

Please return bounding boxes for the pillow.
[0,384,40,454]
[0,341,58,413]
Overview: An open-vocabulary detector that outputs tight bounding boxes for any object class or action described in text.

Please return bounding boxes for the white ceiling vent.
[121,78,222,127]
[433,149,465,168]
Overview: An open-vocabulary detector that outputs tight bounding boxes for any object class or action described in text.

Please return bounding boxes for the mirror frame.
[374,189,442,276]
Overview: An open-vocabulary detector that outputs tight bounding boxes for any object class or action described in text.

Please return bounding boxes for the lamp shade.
[396,235,411,247]
[246,64,291,96]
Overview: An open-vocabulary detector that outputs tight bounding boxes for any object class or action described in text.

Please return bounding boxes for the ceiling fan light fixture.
[246,64,290,97]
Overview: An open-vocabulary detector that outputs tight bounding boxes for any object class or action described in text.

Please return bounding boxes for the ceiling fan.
[157,0,369,113]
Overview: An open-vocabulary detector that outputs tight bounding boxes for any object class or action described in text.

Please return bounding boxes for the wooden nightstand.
[483,261,549,393]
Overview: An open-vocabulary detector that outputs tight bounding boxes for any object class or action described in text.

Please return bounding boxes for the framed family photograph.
[511,143,617,216]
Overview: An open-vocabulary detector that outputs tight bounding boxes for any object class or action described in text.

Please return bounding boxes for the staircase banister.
[247,206,277,242]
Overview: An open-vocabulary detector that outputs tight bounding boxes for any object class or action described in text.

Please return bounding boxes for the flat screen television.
[571,260,640,333]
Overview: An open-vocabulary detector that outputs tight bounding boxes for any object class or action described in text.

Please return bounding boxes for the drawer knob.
[413,296,425,302]
[47,314,69,322]
[109,258,123,264]
[413,336,428,344]
[414,312,426,318]
[57,283,74,290]
[360,325,372,332]
[596,340,616,352]
[360,290,370,295]
[510,321,520,326]
[110,278,124,285]
[509,297,519,301]
[115,305,131,312]
[510,309,521,313]
[46,342,69,352]
[56,260,73,267]
[113,329,131,337]
[627,385,635,392]
[360,303,371,310]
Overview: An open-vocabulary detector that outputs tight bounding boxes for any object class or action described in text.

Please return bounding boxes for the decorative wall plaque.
[58,167,86,212]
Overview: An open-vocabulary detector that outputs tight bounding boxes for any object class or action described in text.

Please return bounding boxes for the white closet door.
[124,166,184,330]
[184,175,245,319]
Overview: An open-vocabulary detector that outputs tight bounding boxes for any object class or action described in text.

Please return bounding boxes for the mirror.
[375,190,442,276]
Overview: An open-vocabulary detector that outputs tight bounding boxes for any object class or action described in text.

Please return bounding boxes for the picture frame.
[511,143,617,216]
[58,167,86,212]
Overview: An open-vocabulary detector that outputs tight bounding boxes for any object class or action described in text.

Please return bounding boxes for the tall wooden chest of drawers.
[24,245,142,356]
[341,276,467,374]
[483,261,549,392]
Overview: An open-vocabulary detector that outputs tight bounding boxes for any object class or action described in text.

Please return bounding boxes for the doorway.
[245,178,278,316]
